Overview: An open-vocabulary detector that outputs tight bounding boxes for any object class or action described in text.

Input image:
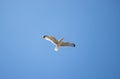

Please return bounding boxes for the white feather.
[44,37,56,45]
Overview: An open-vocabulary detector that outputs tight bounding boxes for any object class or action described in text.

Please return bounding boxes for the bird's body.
[42,35,75,51]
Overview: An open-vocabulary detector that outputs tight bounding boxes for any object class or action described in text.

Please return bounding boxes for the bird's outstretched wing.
[61,42,75,47]
[42,35,58,45]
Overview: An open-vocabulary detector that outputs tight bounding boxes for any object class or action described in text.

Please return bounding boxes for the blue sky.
[0,0,120,79]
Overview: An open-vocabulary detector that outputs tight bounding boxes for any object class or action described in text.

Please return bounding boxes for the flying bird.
[42,35,75,51]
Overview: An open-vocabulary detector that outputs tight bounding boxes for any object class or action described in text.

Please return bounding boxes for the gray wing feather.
[61,42,75,47]
[44,35,58,45]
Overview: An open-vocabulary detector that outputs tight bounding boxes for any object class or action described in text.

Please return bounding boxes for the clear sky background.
[0,0,120,79]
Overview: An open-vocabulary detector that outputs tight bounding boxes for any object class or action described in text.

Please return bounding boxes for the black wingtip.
[42,35,48,38]
[73,43,75,47]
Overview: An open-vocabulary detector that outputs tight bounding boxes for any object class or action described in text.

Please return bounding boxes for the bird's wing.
[43,35,58,45]
[61,42,75,47]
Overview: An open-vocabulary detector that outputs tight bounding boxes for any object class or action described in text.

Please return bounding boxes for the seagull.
[42,35,75,51]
